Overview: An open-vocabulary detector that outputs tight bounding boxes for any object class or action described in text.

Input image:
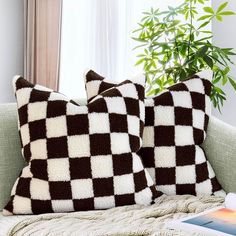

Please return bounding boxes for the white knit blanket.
[3,195,224,236]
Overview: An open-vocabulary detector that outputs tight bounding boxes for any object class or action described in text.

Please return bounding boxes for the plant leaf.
[229,77,236,90]
[203,7,214,14]
[217,2,228,13]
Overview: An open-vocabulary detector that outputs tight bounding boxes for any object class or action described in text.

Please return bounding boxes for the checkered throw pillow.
[85,70,225,197]
[3,75,161,215]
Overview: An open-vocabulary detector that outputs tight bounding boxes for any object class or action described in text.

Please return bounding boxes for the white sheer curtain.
[59,0,191,98]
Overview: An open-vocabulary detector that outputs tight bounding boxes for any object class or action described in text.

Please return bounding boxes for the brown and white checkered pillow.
[3,75,161,215]
[85,70,225,197]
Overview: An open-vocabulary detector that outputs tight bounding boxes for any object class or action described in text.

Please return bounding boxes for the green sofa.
[0,102,236,212]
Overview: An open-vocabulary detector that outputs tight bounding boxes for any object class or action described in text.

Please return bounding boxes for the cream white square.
[195,146,206,164]
[52,200,74,213]
[171,91,192,108]
[86,80,101,100]
[13,196,32,214]
[135,188,152,206]
[105,97,127,114]
[94,196,115,209]
[154,147,176,167]
[20,124,30,146]
[91,155,113,178]
[192,109,205,130]
[205,96,211,115]
[71,179,94,199]
[68,135,90,157]
[114,174,134,195]
[89,113,110,134]
[30,179,50,200]
[207,162,215,179]
[158,185,176,195]
[175,126,194,146]
[28,102,47,122]
[30,139,47,160]
[49,92,69,101]
[46,116,67,138]
[184,79,204,93]
[16,88,32,108]
[154,106,175,126]
[67,103,88,115]
[142,127,154,147]
[176,165,196,184]
[127,115,140,136]
[118,84,138,99]
[132,153,144,173]
[196,180,212,195]
[48,158,70,181]
[110,133,130,154]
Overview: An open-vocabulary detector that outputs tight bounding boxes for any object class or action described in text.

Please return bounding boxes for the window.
[59,0,209,98]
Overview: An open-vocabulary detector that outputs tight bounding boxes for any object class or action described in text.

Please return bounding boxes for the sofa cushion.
[85,70,225,196]
[3,75,160,215]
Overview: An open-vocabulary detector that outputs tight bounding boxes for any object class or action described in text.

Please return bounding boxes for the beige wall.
[0,0,24,103]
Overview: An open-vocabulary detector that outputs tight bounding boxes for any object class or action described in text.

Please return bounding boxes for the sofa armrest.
[0,104,26,211]
[202,116,236,193]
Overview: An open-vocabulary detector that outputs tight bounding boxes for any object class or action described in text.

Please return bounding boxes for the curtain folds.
[24,0,62,90]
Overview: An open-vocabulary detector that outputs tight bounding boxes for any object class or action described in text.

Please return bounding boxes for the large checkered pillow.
[85,70,225,197]
[3,75,161,215]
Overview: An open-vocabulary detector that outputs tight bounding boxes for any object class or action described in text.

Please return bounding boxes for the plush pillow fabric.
[3,75,161,215]
[85,70,225,197]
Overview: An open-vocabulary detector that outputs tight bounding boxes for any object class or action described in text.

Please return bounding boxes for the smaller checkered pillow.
[85,70,225,197]
[3,75,161,215]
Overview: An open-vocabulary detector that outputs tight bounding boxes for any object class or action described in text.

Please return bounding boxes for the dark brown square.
[30,160,48,180]
[175,107,193,126]
[47,100,67,118]
[67,115,89,135]
[113,153,133,175]
[47,137,68,158]
[145,107,154,126]
[23,143,31,162]
[29,89,50,102]
[155,167,176,185]
[73,198,95,211]
[211,177,222,192]
[137,148,155,168]
[31,200,53,214]
[154,126,175,146]
[15,77,34,90]
[176,184,196,195]
[168,83,188,91]
[49,181,72,200]
[109,114,128,133]
[102,88,121,98]
[90,134,111,156]
[93,177,114,197]
[196,162,209,183]
[18,105,28,126]
[202,79,212,96]
[29,119,46,141]
[88,99,108,113]
[193,128,204,144]
[176,146,195,166]
[115,194,135,206]
[129,134,140,152]
[69,158,92,179]
[134,170,147,192]
[124,97,140,116]
[15,178,31,198]
[154,92,174,106]
[191,92,205,111]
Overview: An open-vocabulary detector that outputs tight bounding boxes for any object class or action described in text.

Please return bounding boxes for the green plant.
[133,0,235,111]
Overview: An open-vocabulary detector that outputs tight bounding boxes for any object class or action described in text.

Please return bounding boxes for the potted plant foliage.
[133,0,235,110]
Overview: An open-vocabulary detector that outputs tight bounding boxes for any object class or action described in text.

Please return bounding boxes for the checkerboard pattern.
[85,70,225,196]
[3,75,161,215]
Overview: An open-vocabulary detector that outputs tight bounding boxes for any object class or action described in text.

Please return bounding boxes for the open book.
[168,193,236,236]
